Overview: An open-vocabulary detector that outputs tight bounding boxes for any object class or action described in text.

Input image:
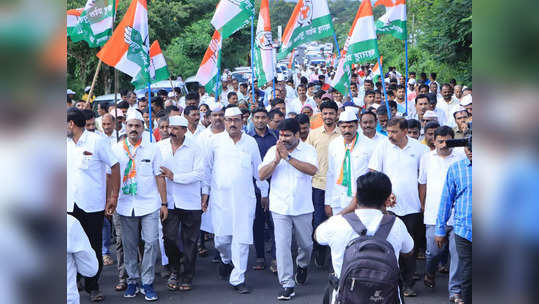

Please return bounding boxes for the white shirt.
[316,209,413,278]
[112,138,164,216]
[368,137,429,216]
[326,134,379,210]
[185,124,206,141]
[67,131,118,213]
[98,130,119,147]
[436,96,459,127]
[418,149,466,225]
[260,141,318,216]
[67,215,98,304]
[287,97,316,115]
[157,137,204,210]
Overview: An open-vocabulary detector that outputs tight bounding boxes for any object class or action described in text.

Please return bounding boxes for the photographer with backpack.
[315,172,414,304]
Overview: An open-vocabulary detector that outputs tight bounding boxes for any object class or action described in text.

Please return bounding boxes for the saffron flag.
[131,41,170,90]
[277,0,335,60]
[211,0,254,39]
[374,0,407,40]
[97,0,151,83]
[67,0,117,48]
[253,0,275,86]
[371,55,383,83]
[196,30,223,96]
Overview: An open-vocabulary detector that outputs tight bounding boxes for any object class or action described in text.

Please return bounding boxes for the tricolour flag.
[277,0,335,60]
[287,49,295,69]
[67,0,117,48]
[331,49,351,96]
[97,0,151,83]
[131,41,170,90]
[196,30,223,96]
[344,0,379,64]
[374,0,407,40]
[211,0,254,39]
[253,0,275,86]
[371,55,383,83]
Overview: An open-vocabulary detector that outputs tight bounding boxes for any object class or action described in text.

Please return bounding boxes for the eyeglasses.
[225,118,242,123]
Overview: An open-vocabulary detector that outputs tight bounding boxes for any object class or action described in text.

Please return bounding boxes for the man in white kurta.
[202,107,269,293]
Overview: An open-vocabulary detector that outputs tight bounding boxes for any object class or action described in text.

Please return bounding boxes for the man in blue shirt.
[435,144,472,303]
[248,107,278,272]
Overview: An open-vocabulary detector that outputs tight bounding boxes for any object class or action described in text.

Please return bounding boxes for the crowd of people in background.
[67,63,472,304]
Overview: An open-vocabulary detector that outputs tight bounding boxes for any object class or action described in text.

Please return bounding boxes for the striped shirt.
[435,158,472,242]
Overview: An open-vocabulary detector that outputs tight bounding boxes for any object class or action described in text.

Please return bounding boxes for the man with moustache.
[82,109,97,133]
[359,110,385,148]
[295,114,311,142]
[248,108,278,272]
[184,105,206,140]
[111,110,168,301]
[419,126,466,304]
[368,117,429,297]
[306,100,340,267]
[259,118,318,301]
[410,94,431,124]
[67,107,120,302]
[157,116,205,292]
[202,106,269,294]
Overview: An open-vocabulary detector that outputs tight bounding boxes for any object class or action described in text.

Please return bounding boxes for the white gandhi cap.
[168,116,188,127]
[224,106,242,117]
[126,108,144,122]
[339,109,358,122]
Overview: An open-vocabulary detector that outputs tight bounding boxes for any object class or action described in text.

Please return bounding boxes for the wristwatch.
[286,154,292,161]
[161,202,168,207]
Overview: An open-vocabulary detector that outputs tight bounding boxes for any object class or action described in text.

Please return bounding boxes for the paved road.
[81,244,450,304]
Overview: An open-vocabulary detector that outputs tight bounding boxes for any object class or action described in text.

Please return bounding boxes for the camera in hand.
[446,122,472,151]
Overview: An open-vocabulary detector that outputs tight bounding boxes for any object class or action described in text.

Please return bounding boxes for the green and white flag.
[253,0,275,86]
[67,0,116,48]
[211,0,254,39]
[132,41,170,90]
[374,0,407,40]
[196,30,223,96]
[277,0,335,60]
[331,49,351,96]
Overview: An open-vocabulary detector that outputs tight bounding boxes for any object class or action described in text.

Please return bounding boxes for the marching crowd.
[67,63,472,304]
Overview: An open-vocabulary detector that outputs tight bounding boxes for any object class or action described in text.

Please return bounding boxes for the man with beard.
[268,109,285,135]
[100,113,118,145]
[202,107,269,294]
[82,109,97,132]
[422,121,441,151]
[288,84,316,116]
[437,83,460,127]
[452,107,470,139]
[407,119,421,140]
[184,105,206,140]
[157,116,170,142]
[248,108,278,272]
[111,110,168,301]
[295,114,311,142]
[419,126,466,304]
[359,110,385,149]
[157,116,205,292]
[259,119,318,301]
[368,117,429,297]
[67,107,120,302]
[306,100,340,267]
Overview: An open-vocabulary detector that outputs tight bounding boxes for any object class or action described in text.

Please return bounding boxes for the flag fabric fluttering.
[370,55,383,83]
[97,0,151,83]
[211,0,255,39]
[196,30,223,97]
[331,0,379,95]
[277,0,335,60]
[131,40,170,89]
[67,0,117,48]
[287,49,295,69]
[374,0,407,40]
[253,0,275,87]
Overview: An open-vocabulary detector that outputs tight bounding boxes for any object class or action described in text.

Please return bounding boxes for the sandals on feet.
[252,259,265,270]
[114,281,127,291]
[179,283,192,291]
[424,273,436,288]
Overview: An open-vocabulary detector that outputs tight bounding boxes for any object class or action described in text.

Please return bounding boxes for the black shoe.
[218,262,228,280]
[277,287,295,301]
[314,247,327,267]
[212,252,221,263]
[295,266,308,285]
[232,283,250,294]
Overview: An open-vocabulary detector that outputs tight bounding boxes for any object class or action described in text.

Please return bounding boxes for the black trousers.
[455,234,472,303]
[68,203,104,292]
[253,191,275,259]
[396,212,421,288]
[163,208,202,283]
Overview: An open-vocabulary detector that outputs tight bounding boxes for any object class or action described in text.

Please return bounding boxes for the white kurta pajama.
[202,131,268,286]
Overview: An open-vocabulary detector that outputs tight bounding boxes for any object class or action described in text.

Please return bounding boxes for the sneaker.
[141,284,158,301]
[123,284,139,298]
[232,283,250,294]
[277,287,295,301]
[295,266,308,285]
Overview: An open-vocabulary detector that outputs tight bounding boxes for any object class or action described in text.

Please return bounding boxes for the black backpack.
[336,213,400,304]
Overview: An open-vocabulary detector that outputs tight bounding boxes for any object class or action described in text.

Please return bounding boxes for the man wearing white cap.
[460,94,472,116]
[258,118,318,300]
[157,116,205,292]
[111,109,168,300]
[325,110,369,216]
[202,106,269,294]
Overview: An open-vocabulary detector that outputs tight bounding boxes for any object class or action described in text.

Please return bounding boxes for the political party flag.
[97,0,151,83]
[277,0,335,60]
[131,41,170,89]
[253,0,275,86]
[374,0,407,40]
[196,30,223,96]
[371,55,383,83]
[211,0,254,39]
[287,49,295,69]
[330,48,351,96]
[343,0,379,64]
[67,0,117,48]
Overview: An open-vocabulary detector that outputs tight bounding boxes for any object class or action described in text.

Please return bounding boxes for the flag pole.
[404,38,408,116]
[378,56,391,120]
[169,76,176,100]
[87,60,102,103]
[148,82,153,142]
[216,64,221,104]
[250,14,256,107]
